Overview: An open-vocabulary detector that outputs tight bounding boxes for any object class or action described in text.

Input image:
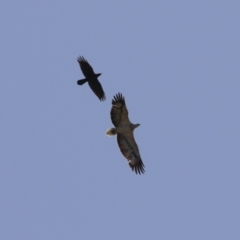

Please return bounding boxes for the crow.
[77,56,106,101]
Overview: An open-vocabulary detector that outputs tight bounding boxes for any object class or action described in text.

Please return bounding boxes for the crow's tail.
[77,79,88,85]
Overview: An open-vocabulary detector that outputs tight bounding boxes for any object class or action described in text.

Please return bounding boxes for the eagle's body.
[77,56,106,101]
[106,123,139,135]
[106,93,145,174]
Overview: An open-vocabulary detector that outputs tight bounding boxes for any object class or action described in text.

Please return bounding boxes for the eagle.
[77,56,106,101]
[106,93,145,174]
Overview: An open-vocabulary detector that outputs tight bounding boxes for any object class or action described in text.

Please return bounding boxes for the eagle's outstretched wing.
[117,133,145,174]
[77,56,95,78]
[110,93,130,127]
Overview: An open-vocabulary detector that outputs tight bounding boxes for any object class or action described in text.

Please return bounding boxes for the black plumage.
[77,56,106,101]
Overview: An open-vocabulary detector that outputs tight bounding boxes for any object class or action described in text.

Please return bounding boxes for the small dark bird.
[106,93,145,174]
[77,56,106,101]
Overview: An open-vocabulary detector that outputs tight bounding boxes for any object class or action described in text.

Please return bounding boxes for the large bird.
[77,56,106,101]
[106,93,145,174]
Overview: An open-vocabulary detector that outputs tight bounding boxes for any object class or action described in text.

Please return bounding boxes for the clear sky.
[1,1,240,239]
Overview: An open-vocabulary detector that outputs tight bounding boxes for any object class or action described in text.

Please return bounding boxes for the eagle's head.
[131,123,140,131]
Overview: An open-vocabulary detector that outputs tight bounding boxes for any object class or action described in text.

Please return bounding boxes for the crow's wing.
[77,56,95,78]
[88,79,106,101]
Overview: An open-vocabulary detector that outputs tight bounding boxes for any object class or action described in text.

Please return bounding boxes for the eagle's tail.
[77,79,88,85]
[106,128,116,136]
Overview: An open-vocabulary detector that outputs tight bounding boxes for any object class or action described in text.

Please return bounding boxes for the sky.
[1,1,240,239]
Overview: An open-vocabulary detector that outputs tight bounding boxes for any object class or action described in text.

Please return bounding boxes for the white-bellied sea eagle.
[106,93,145,174]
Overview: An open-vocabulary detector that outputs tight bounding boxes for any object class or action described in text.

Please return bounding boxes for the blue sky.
[1,1,240,239]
